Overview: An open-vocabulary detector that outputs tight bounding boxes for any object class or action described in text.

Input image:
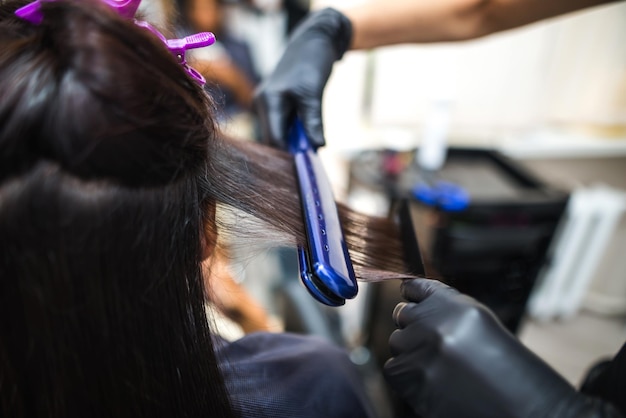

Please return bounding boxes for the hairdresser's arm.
[384,278,624,418]
[346,0,620,49]
[254,0,619,149]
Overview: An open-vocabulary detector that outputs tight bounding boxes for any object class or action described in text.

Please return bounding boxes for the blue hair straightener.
[288,119,358,307]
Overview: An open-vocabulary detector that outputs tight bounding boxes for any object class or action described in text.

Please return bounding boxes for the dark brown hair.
[0,0,411,416]
[0,1,233,416]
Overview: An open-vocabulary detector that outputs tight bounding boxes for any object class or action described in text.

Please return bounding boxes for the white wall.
[321,1,626,153]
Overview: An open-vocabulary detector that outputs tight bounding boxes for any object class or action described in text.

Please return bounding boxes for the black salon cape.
[216,332,376,418]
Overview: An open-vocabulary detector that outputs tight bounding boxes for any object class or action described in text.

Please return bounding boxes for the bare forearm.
[344,0,488,48]
[342,0,621,49]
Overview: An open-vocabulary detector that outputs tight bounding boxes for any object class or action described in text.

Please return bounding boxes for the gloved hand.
[384,278,623,418]
[253,8,352,149]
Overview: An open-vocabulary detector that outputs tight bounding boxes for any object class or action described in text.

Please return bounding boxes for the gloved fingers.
[392,302,408,328]
[391,301,422,330]
[296,99,325,148]
[382,356,405,382]
[388,326,434,358]
[382,355,427,415]
[388,329,404,357]
[253,90,293,149]
[383,356,426,394]
[401,278,457,303]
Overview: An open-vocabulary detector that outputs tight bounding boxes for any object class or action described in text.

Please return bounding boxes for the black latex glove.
[384,278,623,418]
[253,8,352,149]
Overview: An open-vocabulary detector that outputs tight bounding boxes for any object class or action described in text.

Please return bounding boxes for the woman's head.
[1,0,216,185]
[0,0,412,415]
[0,0,232,416]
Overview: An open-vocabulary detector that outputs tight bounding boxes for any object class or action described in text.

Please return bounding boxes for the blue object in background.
[413,180,470,212]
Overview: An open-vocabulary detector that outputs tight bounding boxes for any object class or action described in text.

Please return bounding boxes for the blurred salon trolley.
[349,148,570,336]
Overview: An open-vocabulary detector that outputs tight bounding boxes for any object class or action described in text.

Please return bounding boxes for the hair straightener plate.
[288,119,358,306]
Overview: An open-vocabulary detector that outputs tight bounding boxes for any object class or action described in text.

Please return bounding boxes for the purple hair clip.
[134,21,215,85]
[15,0,141,24]
[15,0,215,85]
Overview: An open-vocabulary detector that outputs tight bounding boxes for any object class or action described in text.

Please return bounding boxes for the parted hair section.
[0,1,234,417]
[0,0,217,186]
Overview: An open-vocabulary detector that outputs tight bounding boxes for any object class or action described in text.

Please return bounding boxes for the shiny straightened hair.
[206,138,412,280]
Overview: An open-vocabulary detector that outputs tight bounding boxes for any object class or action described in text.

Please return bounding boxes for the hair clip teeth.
[185,32,216,48]
[166,33,216,57]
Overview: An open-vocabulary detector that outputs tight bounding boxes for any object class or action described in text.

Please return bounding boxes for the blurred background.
[317,1,626,396]
[140,0,626,415]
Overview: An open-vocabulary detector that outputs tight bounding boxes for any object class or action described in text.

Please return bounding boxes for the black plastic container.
[350,147,569,333]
